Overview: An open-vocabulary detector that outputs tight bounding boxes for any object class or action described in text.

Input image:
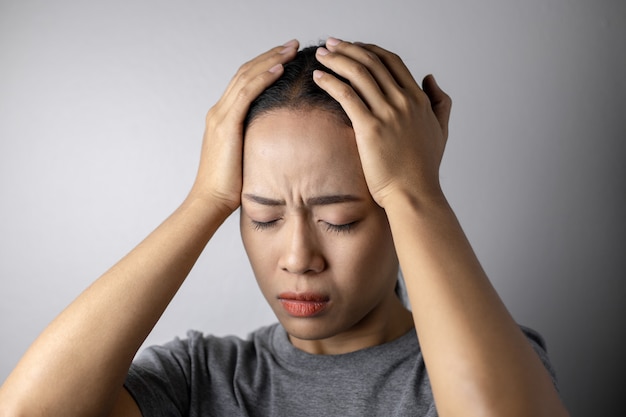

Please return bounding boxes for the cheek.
[334,220,397,286]
[240,225,277,304]
[360,214,396,261]
[240,217,279,278]
[240,216,263,269]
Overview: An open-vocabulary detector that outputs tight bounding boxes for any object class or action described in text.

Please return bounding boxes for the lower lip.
[279,299,328,317]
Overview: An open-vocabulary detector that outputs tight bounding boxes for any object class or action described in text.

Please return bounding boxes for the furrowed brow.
[243,194,285,206]
[243,193,362,207]
[306,195,362,206]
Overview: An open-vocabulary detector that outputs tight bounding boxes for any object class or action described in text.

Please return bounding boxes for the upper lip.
[277,292,329,302]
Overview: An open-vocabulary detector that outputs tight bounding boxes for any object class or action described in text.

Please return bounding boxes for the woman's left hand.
[315,39,572,417]
[313,38,452,208]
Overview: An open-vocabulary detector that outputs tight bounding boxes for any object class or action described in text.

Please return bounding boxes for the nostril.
[278,219,326,275]
[280,245,325,275]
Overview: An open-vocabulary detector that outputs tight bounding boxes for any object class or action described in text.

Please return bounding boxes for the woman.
[0,38,569,416]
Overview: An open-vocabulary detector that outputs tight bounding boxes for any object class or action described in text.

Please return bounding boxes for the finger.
[354,42,421,93]
[319,38,401,101]
[312,69,372,131]
[219,40,299,115]
[224,39,298,94]
[315,46,386,110]
[422,74,452,140]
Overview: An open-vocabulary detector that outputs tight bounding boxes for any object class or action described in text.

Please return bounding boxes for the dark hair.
[244,44,351,131]
[243,44,408,307]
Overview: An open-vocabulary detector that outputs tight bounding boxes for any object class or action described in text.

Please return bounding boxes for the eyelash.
[251,220,357,234]
[251,220,279,231]
[325,221,356,234]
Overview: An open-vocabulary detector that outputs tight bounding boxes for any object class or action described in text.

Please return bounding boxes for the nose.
[279,217,325,275]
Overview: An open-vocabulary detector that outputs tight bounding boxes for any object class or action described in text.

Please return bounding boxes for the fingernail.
[316,47,329,56]
[269,64,282,73]
[313,70,324,79]
[283,39,298,47]
[326,37,341,47]
[280,39,298,54]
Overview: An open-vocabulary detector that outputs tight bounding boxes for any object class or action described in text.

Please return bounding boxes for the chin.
[278,315,344,341]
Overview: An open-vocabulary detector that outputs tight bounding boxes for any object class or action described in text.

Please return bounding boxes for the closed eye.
[251,219,279,231]
[324,221,357,234]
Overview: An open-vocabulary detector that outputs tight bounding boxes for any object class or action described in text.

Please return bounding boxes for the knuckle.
[206,109,226,132]
[362,50,380,67]
[379,102,398,122]
[349,62,371,81]
[395,92,414,112]
[206,104,224,124]
[237,60,253,75]
[387,51,403,65]
[337,83,358,102]
[236,84,254,101]
[363,118,384,137]
[213,121,231,139]
[236,69,252,85]
[415,89,431,106]
[205,108,216,124]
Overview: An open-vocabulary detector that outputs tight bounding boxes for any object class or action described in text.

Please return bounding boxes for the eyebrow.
[243,193,362,206]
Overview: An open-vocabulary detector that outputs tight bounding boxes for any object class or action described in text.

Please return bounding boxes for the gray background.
[1,0,624,415]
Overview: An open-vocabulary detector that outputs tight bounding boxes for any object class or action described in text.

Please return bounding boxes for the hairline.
[245,104,352,133]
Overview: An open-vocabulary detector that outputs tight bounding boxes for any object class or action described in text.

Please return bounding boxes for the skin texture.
[0,38,570,417]
[313,38,569,417]
[241,108,413,355]
[0,40,301,417]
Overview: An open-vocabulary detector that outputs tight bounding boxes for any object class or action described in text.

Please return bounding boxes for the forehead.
[245,108,353,153]
[242,109,366,195]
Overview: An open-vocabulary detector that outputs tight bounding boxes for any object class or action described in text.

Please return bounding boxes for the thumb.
[422,74,452,141]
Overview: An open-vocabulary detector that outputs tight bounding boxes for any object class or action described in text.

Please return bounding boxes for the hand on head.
[190,39,300,214]
[313,38,452,208]
[192,37,451,215]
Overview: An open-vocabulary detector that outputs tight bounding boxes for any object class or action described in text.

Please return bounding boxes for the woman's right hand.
[0,41,301,417]
[189,39,299,214]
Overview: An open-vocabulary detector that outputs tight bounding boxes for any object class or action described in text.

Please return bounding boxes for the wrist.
[182,189,237,226]
[381,186,449,219]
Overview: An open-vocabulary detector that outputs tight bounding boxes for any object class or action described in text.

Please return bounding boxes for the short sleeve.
[520,325,561,392]
[124,335,195,417]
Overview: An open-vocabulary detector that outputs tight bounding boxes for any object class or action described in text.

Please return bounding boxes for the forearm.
[0,195,230,417]
[386,193,567,417]
[0,40,299,417]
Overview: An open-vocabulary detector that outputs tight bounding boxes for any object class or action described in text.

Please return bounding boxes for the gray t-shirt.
[124,323,557,416]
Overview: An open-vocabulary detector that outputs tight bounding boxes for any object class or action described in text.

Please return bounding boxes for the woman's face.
[241,108,410,354]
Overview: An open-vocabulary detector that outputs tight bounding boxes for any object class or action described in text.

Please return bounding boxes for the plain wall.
[1,0,624,415]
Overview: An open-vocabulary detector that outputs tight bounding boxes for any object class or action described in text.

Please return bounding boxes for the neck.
[288,296,414,355]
